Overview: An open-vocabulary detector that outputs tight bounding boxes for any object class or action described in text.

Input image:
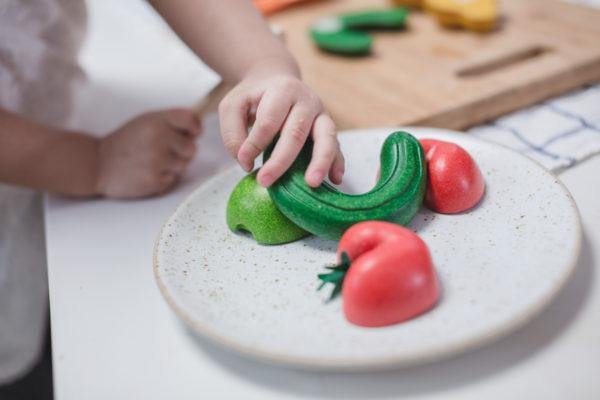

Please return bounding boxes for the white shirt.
[0,0,86,384]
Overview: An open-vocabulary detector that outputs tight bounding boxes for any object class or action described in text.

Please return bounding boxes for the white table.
[46,1,600,399]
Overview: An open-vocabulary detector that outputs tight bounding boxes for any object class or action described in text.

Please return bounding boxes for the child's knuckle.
[287,126,306,144]
[267,158,286,172]
[222,136,240,155]
[257,116,279,133]
[277,76,299,92]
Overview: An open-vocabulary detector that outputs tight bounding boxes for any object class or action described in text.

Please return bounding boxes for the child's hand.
[218,72,345,188]
[96,109,201,198]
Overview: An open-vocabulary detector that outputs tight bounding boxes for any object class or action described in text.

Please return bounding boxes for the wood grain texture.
[269,0,600,130]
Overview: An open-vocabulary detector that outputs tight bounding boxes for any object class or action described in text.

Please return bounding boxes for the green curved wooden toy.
[340,7,409,30]
[310,27,373,56]
[227,171,310,245]
[264,131,426,240]
[310,7,408,56]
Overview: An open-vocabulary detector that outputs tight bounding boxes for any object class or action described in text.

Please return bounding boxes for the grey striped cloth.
[470,0,600,171]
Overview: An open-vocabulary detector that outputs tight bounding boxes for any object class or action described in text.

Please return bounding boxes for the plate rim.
[153,127,583,371]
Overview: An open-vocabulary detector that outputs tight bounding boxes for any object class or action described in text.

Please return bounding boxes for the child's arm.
[149,0,345,188]
[0,108,200,198]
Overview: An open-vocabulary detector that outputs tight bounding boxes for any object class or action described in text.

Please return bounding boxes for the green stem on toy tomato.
[317,252,352,302]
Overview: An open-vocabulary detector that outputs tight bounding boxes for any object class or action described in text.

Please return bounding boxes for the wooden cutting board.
[268,0,600,130]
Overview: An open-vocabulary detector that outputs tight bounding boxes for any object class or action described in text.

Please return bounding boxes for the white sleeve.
[0,0,87,126]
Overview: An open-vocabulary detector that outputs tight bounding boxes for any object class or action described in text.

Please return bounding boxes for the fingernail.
[240,161,253,172]
[336,167,345,183]
[237,154,252,172]
[308,170,323,187]
[331,172,341,184]
[237,149,252,172]
[259,173,274,187]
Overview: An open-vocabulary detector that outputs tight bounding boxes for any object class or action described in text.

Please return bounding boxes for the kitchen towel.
[469,0,600,172]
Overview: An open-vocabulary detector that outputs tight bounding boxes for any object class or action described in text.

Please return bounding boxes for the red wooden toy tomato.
[420,139,485,214]
[318,221,440,327]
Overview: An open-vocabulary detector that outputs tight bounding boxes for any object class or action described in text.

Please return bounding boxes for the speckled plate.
[154,127,581,371]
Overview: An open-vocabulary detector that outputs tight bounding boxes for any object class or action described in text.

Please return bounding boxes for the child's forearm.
[0,109,99,196]
[149,0,300,82]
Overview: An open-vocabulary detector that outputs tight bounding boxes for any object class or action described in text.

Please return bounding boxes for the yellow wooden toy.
[424,0,498,32]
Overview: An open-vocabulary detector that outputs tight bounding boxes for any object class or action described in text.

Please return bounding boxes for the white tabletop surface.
[45,1,600,399]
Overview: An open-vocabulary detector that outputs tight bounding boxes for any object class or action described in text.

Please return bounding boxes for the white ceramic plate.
[154,128,581,371]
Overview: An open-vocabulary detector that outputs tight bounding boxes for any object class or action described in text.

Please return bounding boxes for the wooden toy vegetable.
[310,8,408,56]
[264,131,426,240]
[340,8,409,30]
[227,171,309,245]
[424,0,498,32]
[420,139,485,214]
[318,221,440,327]
[310,25,372,56]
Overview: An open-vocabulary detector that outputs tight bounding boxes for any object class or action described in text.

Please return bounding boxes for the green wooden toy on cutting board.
[310,7,408,56]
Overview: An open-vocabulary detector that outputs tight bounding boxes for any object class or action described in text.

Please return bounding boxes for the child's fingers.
[164,108,201,137]
[163,158,188,175]
[168,132,197,160]
[218,93,252,159]
[305,113,340,187]
[238,90,293,172]
[329,149,345,185]
[156,172,179,196]
[257,103,316,187]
